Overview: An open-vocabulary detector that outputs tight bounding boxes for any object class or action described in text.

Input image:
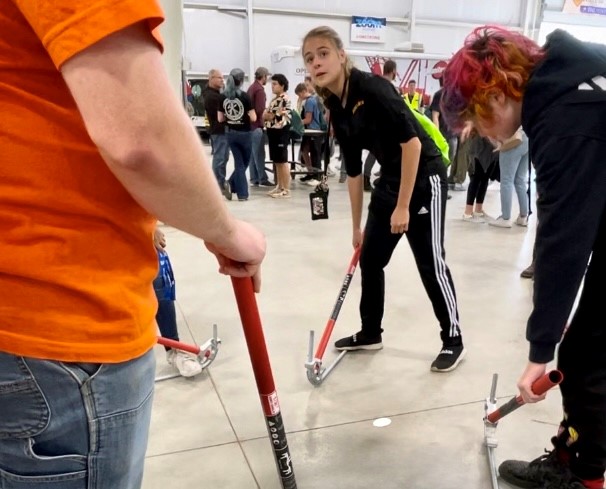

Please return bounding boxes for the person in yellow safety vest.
[404,79,423,111]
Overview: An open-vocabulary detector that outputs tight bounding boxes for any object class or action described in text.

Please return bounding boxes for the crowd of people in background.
[199,59,534,277]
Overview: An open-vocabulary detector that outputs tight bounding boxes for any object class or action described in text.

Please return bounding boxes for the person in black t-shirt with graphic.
[302,26,465,373]
[218,68,257,201]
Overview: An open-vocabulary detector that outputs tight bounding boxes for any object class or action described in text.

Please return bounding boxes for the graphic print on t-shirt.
[224,98,245,124]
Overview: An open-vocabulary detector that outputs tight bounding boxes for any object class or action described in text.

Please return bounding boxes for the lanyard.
[339,74,349,108]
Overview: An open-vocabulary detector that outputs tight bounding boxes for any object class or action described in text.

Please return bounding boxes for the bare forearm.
[61,23,235,245]
[347,175,364,229]
[99,114,235,244]
[432,111,440,127]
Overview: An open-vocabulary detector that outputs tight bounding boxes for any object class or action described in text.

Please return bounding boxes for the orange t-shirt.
[0,1,165,362]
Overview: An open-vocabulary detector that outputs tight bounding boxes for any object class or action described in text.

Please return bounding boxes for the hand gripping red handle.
[486,370,564,424]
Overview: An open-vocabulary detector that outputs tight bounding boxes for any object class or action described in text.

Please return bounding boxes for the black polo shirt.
[325,68,442,181]
[202,86,225,135]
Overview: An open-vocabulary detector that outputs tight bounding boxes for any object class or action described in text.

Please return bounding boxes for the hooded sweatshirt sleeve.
[522,30,606,363]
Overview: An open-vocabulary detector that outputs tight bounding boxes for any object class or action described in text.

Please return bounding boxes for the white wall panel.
[413,25,475,55]
[185,0,246,5]
[544,0,566,10]
[159,0,184,98]
[416,0,525,26]
[183,9,248,74]
[252,15,409,70]
[253,0,409,18]
[183,0,537,77]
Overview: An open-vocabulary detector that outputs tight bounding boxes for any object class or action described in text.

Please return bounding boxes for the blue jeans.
[226,129,252,199]
[210,133,230,188]
[0,349,155,488]
[248,128,269,184]
[498,137,530,220]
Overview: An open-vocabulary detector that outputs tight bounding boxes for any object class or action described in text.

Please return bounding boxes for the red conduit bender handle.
[315,245,362,361]
[487,370,564,424]
[231,277,297,489]
[157,337,200,355]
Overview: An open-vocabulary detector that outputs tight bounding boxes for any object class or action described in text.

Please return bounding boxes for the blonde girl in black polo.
[302,26,465,372]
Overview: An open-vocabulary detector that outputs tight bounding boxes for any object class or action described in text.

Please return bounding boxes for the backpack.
[314,95,328,131]
[289,109,305,139]
[410,108,451,166]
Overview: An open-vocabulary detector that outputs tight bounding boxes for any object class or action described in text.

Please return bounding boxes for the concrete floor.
[142,149,561,489]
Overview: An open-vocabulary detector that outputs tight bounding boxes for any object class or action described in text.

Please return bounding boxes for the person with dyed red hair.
[441,26,606,489]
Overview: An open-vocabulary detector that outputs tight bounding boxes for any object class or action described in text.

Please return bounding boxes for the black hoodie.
[521,30,606,363]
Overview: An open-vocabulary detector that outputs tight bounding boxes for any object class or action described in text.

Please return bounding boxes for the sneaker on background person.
[462,213,485,223]
[166,349,203,377]
[489,216,513,228]
[222,181,232,201]
[430,345,466,372]
[520,262,535,279]
[271,189,291,199]
[473,211,493,221]
[334,331,383,351]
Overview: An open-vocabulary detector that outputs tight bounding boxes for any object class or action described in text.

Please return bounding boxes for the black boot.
[363,175,372,192]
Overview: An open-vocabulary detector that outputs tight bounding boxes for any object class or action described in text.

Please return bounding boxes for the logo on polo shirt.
[352,100,364,114]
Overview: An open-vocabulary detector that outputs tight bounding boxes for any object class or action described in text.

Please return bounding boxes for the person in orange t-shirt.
[0,2,265,487]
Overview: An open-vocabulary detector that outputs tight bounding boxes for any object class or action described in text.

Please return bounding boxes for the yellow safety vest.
[404,92,421,111]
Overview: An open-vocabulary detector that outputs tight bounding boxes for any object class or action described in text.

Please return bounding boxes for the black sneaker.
[498,449,579,489]
[260,180,274,187]
[222,181,232,201]
[334,331,383,351]
[430,344,466,372]
[520,262,535,279]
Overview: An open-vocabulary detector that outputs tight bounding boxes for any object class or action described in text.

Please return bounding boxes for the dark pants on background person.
[339,152,348,182]
[359,165,462,346]
[249,127,270,184]
[226,129,252,200]
[210,133,230,188]
[465,157,492,206]
[300,134,323,175]
[449,137,467,185]
[364,152,376,177]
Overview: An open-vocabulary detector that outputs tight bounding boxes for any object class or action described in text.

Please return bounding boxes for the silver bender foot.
[484,373,500,489]
[304,329,347,386]
[155,324,221,382]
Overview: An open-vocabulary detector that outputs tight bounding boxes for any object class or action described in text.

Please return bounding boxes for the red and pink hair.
[440,25,544,132]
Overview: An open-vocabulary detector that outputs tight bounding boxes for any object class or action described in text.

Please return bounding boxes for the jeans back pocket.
[0,354,49,439]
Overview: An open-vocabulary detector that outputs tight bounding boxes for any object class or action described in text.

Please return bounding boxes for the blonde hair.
[302,26,354,102]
